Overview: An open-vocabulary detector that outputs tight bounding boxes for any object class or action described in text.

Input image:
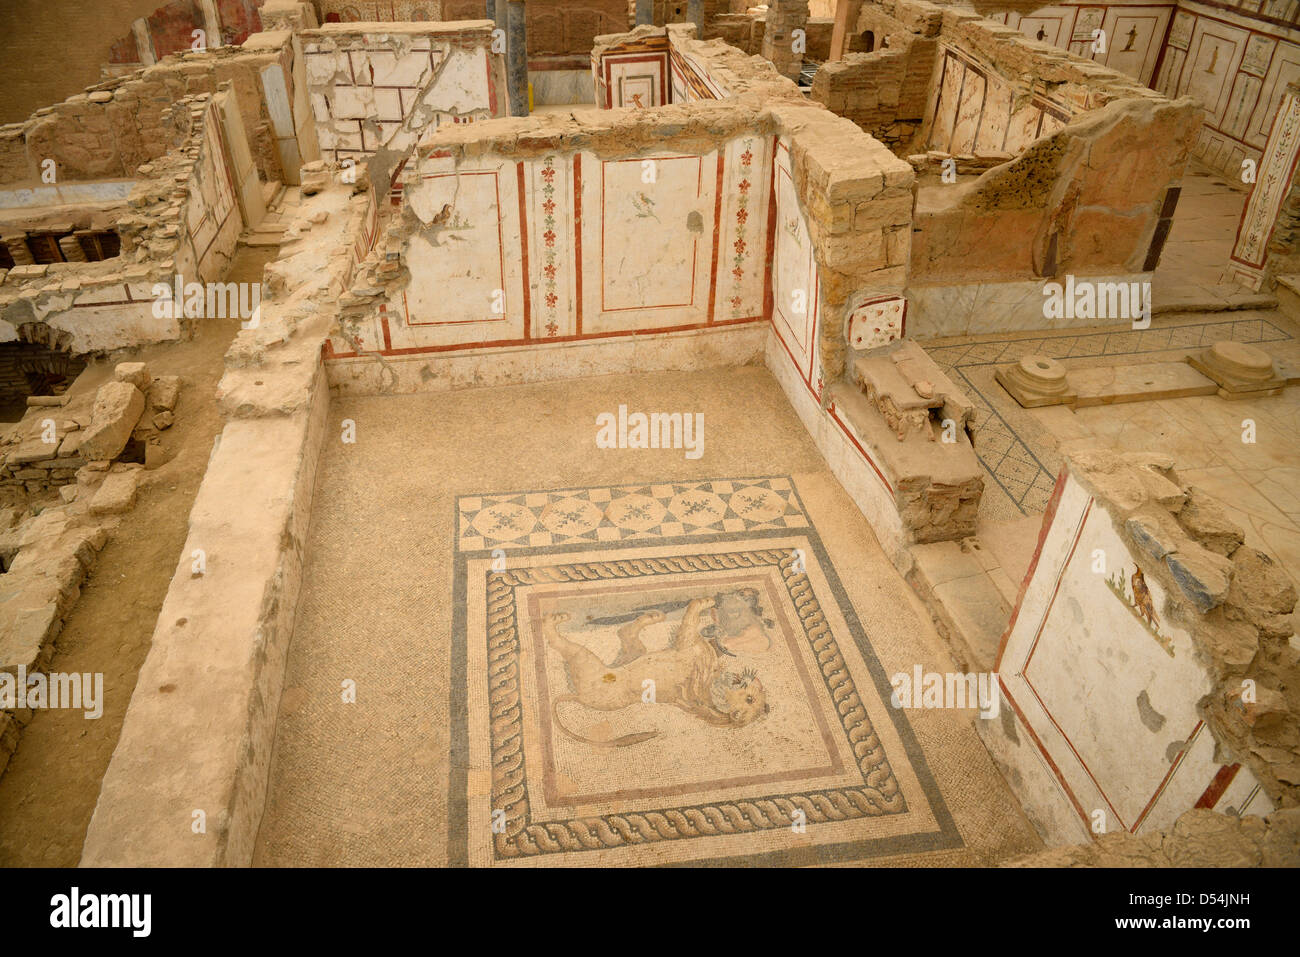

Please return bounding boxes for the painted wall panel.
[987,470,1274,843]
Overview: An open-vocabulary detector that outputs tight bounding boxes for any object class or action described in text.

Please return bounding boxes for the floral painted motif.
[540,156,560,336]
[730,141,755,317]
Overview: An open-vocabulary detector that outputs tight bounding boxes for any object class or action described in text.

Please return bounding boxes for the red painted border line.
[323,315,764,359]
[762,133,779,326]
[707,151,725,323]
[1017,499,1127,829]
[517,160,531,340]
[998,676,1092,827]
[1195,761,1241,810]
[994,467,1068,671]
[1133,722,1204,832]
[828,402,894,495]
[574,153,583,336]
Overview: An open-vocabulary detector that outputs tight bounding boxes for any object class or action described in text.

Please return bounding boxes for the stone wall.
[526,0,631,56]
[81,173,369,867]
[763,0,812,80]
[811,42,936,152]
[888,0,1203,335]
[979,1,1300,180]
[0,32,298,188]
[811,0,939,153]
[0,95,242,356]
[327,103,780,370]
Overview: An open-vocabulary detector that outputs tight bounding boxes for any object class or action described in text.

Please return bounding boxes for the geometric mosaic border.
[458,476,808,551]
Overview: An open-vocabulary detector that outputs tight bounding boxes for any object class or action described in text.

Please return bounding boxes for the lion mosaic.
[542,596,770,748]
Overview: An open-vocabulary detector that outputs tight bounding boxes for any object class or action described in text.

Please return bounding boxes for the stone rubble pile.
[0,359,180,781]
[1004,807,1300,867]
[0,502,109,780]
[0,362,181,497]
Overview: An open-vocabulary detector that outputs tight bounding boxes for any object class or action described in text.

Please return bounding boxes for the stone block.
[1126,513,1174,560]
[114,361,151,391]
[78,381,145,462]
[89,469,139,516]
[149,374,182,414]
[1165,544,1232,613]
[1227,547,1297,640]
[0,602,60,674]
[1178,487,1245,557]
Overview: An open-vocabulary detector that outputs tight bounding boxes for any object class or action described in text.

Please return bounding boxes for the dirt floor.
[0,245,275,866]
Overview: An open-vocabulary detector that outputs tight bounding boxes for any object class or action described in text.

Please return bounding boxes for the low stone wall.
[0,32,298,188]
[0,507,109,780]
[81,178,369,867]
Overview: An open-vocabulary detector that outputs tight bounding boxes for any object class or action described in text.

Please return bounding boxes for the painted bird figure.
[1131,566,1159,629]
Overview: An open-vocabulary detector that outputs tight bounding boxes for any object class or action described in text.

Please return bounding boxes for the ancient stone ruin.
[0,0,1296,899]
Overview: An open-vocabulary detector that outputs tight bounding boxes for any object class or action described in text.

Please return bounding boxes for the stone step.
[239,231,283,248]
[906,537,1017,673]
[1152,283,1276,314]
[1275,275,1300,322]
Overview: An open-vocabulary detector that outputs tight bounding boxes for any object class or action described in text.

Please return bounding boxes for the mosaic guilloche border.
[448,475,964,866]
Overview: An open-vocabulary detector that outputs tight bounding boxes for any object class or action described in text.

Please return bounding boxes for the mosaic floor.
[452,478,958,865]
[253,367,1042,866]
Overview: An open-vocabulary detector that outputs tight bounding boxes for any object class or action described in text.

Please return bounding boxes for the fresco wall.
[326,130,771,357]
[591,27,738,110]
[594,32,672,109]
[904,6,1200,333]
[1155,2,1300,177]
[984,2,1175,86]
[925,44,1074,154]
[982,0,1300,179]
[301,21,503,167]
[980,461,1277,844]
[184,99,244,283]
